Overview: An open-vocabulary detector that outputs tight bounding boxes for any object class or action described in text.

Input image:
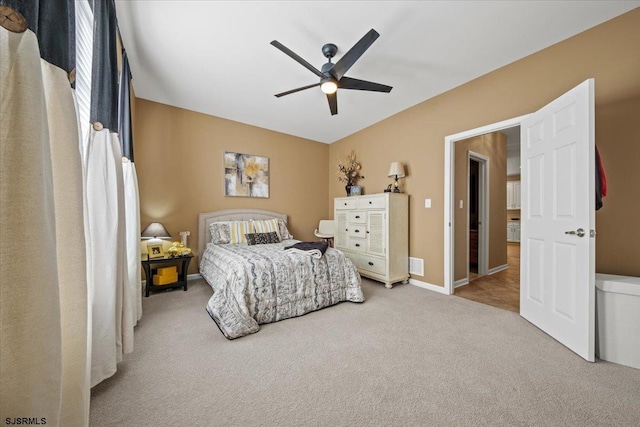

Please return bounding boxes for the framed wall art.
[224,151,270,198]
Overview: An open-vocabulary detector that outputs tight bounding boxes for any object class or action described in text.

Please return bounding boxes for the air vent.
[409,257,424,276]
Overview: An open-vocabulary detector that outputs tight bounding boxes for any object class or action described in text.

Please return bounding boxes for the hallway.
[454,243,520,312]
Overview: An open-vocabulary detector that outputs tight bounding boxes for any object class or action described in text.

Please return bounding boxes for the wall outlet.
[424,198,431,208]
[459,200,464,209]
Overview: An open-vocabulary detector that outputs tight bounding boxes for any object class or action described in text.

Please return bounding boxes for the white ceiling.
[115,1,638,144]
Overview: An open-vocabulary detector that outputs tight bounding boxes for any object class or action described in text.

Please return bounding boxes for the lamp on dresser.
[388,162,406,193]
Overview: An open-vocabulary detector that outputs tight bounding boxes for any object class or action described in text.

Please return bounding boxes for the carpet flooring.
[90,278,640,426]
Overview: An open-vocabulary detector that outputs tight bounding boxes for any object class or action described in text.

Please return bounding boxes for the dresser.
[334,193,409,288]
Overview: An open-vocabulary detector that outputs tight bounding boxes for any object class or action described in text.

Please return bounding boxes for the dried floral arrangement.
[336,149,364,185]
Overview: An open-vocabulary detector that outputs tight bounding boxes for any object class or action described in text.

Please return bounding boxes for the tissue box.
[153,273,178,285]
[157,266,177,276]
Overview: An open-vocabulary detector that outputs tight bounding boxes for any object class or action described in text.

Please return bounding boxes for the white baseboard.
[488,264,508,275]
[408,278,449,294]
[454,278,469,289]
[187,273,203,281]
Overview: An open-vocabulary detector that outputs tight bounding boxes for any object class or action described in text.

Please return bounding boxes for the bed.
[198,209,364,339]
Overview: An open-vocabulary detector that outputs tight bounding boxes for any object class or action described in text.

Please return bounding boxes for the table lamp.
[141,222,171,251]
[388,162,406,193]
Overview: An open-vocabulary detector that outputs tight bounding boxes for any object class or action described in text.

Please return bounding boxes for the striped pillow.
[252,218,281,241]
[229,221,254,244]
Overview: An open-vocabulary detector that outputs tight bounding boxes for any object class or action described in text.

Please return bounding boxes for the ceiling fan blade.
[275,83,321,98]
[338,76,392,93]
[271,40,325,78]
[327,92,337,116]
[331,29,379,80]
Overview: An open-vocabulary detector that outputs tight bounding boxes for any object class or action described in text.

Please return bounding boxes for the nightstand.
[141,254,193,297]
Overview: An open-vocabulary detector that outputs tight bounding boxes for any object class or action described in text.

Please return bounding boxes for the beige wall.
[328,9,640,287]
[595,95,640,276]
[134,100,329,273]
[454,132,507,281]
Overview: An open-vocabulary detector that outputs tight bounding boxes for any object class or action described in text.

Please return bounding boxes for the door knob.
[565,228,585,237]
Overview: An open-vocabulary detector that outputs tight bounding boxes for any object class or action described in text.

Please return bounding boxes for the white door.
[520,79,595,361]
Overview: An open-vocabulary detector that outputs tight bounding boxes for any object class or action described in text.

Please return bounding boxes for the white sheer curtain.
[0,26,89,426]
[124,158,142,325]
[76,0,138,387]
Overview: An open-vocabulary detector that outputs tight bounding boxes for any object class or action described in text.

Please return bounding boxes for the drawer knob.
[344,203,347,206]
[369,201,372,204]
[368,262,374,266]
[355,215,360,219]
[355,243,360,247]
[355,229,360,233]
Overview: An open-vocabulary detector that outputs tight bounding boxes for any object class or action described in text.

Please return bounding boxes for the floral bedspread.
[200,240,364,339]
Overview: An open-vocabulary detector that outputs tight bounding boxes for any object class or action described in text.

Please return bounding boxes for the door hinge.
[590,229,596,238]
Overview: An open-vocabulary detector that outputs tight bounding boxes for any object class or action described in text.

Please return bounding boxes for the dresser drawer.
[348,238,366,252]
[335,198,358,210]
[357,254,386,276]
[348,211,366,224]
[357,196,386,210]
[348,224,367,238]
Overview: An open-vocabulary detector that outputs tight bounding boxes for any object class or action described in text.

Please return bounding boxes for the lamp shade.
[141,222,171,239]
[388,162,405,178]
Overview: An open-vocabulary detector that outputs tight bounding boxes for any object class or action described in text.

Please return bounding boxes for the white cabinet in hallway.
[334,193,409,288]
[507,180,521,209]
[507,221,521,242]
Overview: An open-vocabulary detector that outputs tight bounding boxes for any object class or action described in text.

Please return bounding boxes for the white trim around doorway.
[444,114,530,295]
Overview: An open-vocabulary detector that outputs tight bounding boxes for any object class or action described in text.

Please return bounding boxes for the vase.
[345,185,352,196]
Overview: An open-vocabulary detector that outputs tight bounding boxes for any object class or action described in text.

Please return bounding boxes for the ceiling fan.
[271,29,392,116]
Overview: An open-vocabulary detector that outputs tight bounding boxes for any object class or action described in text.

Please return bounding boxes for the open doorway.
[467,151,489,282]
[469,158,480,279]
[444,120,522,312]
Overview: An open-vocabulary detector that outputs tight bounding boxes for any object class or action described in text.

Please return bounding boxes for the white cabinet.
[507,221,521,242]
[334,193,409,288]
[507,181,521,209]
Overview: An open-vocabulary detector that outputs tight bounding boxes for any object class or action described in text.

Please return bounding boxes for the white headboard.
[197,209,288,260]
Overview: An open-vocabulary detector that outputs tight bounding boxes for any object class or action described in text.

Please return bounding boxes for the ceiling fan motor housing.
[321,62,335,75]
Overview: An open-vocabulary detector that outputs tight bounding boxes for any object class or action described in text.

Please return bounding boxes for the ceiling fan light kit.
[271,29,392,115]
[320,78,338,94]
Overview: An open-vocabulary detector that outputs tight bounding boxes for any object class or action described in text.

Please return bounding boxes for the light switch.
[424,198,431,208]
[459,200,464,209]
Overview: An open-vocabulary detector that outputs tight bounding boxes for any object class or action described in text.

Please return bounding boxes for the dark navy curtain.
[0,0,75,74]
[89,0,118,130]
[118,49,134,161]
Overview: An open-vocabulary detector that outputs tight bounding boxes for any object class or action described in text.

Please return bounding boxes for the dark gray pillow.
[245,232,280,245]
